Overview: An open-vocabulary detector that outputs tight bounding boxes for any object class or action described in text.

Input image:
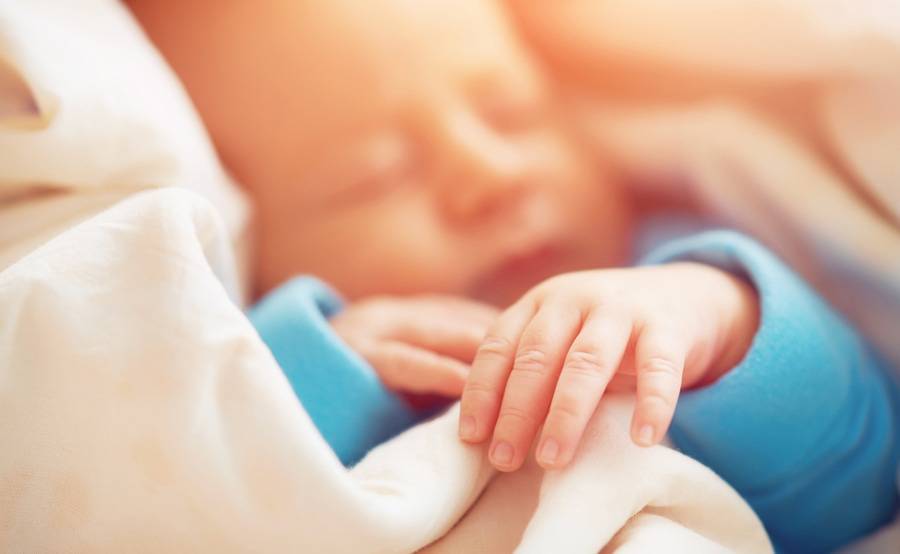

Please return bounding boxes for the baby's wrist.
[699,270,760,387]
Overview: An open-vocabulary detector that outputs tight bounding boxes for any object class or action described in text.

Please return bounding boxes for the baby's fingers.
[458,300,536,444]
[536,314,630,469]
[488,303,582,471]
[365,340,470,397]
[631,325,687,446]
[398,297,500,361]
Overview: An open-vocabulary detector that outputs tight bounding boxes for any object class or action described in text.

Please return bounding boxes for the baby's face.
[131,0,631,305]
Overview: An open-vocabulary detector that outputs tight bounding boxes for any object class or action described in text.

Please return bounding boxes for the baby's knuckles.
[530,270,629,313]
[522,266,745,346]
[474,336,518,374]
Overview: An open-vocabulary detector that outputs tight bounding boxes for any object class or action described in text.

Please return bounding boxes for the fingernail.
[637,424,655,446]
[491,441,514,467]
[459,415,476,440]
[538,438,560,466]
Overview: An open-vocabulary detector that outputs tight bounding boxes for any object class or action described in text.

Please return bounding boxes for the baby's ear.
[0,56,54,130]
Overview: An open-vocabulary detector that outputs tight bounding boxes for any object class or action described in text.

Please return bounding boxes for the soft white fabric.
[0,189,770,552]
[0,0,249,299]
[424,391,770,553]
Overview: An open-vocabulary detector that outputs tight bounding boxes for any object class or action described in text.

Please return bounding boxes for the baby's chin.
[467,249,569,308]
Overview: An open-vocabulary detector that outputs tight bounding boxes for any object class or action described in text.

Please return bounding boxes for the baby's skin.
[129,0,758,471]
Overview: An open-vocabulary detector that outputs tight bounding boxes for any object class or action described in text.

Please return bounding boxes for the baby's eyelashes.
[322,132,421,206]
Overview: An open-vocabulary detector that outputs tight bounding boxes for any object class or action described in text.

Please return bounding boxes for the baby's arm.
[643,230,900,552]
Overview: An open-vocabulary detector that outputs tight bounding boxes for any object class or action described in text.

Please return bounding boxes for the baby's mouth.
[498,242,563,277]
[467,193,573,304]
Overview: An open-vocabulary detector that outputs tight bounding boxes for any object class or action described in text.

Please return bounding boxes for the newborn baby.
[128,0,898,551]
[127,0,753,447]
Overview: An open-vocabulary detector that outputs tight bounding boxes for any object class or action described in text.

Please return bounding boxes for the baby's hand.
[332,295,499,397]
[458,264,758,471]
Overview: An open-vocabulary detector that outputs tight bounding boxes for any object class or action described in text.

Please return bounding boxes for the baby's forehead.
[285,0,527,77]
[260,0,541,134]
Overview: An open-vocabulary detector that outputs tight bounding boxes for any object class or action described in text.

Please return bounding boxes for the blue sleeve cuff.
[248,276,419,467]
[641,230,899,552]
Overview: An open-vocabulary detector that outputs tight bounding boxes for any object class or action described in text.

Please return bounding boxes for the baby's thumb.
[366,340,469,397]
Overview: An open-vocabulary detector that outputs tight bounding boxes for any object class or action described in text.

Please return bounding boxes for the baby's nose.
[430,107,535,221]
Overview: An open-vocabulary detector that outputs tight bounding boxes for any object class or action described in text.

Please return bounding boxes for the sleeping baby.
[128,0,899,551]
